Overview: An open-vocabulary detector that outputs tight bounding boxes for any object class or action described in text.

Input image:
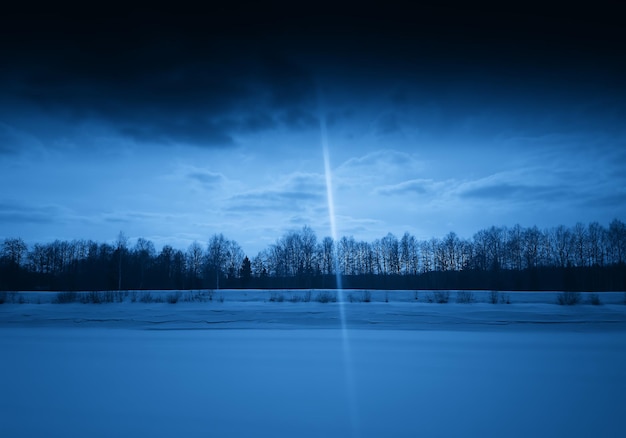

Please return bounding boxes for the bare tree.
[225,239,244,280]
[338,236,356,275]
[251,251,268,277]
[571,222,588,267]
[443,231,462,271]
[356,240,375,275]
[134,237,155,288]
[207,233,230,289]
[28,243,48,274]
[587,222,606,267]
[507,224,524,271]
[2,237,28,266]
[549,225,572,268]
[381,233,400,274]
[115,231,128,290]
[186,241,205,287]
[608,219,626,265]
[319,236,335,275]
[420,238,436,273]
[400,232,420,275]
[300,226,317,275]
[522,226,542,269]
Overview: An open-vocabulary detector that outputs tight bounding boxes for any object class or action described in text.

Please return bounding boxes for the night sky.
[1,4,625,255]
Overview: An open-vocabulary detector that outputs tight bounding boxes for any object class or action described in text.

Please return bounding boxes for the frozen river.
[2,291,626,437]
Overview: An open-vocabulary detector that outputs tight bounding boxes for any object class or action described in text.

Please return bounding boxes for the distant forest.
[1,220,626,292]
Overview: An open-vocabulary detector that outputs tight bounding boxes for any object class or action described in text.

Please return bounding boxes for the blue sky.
[1,4,625,255]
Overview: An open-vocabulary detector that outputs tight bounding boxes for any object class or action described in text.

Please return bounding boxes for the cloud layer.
[1,5,625,253]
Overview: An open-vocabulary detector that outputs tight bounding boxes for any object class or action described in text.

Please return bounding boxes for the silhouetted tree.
[207,233,230,289]
[1,237,28,289]
[608,219,626,265]
[240,256,252,287]
[4,219,626,291]
[319,236,334,275]
[133,237,155,289]
[186,241,204,288]
[115,231,128,290]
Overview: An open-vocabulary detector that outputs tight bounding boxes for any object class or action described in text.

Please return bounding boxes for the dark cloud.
[0,9,322,148]
[239,114,277,134]
[0,135,17,155]
[1,4,623,151]
[376,180,431,196]
[228,191,323,211]
[119,119,237,147]
[582,192,626,209]
[340,150,413,169]
[0,201,60,224]
[460,183,569,203]
[283,173,326,193]
[103,216,131,224]
[280,109,319,131]
[337,150,423,184]
[1,49,315,147]
[226,173,325,212]
[0,123,33,154]
[187,171,225,188]
[375,113,402,136]
[326,109,355,128]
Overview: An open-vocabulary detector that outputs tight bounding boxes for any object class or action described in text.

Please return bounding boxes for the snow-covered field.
[2,290,626,437]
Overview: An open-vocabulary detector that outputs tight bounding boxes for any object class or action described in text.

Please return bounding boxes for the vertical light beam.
[320,117,343,291]
[320,111,360,438]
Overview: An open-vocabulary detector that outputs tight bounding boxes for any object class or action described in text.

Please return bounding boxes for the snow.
[1,290,626,437]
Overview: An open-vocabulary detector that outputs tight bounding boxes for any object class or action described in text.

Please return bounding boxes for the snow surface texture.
[2,290,626,438]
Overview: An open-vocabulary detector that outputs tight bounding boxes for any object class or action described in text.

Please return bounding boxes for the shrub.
[315,291,337,303]
[139,291,154,303]
[269,292,285,302]
[54,291,77,304]
[423,291,450,304]
[489,290,500,304]
[292,291,313,302]
[167,291,181,304]
[431,290,449,304]
[557,291,581,305]
[289,294,302,303]
[348,290,372,303]
[588,293,601,306]
[1,292,17,303]
[182,290,212,302]
[83,291,102,304]
[456,291,475,304]
[79,291,119,304]
[289,292,313,303]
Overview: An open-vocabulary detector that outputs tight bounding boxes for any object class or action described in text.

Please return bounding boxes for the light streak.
[320,109,360,438]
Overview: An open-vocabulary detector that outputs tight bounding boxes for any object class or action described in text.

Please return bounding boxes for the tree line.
[1,220,625,291]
